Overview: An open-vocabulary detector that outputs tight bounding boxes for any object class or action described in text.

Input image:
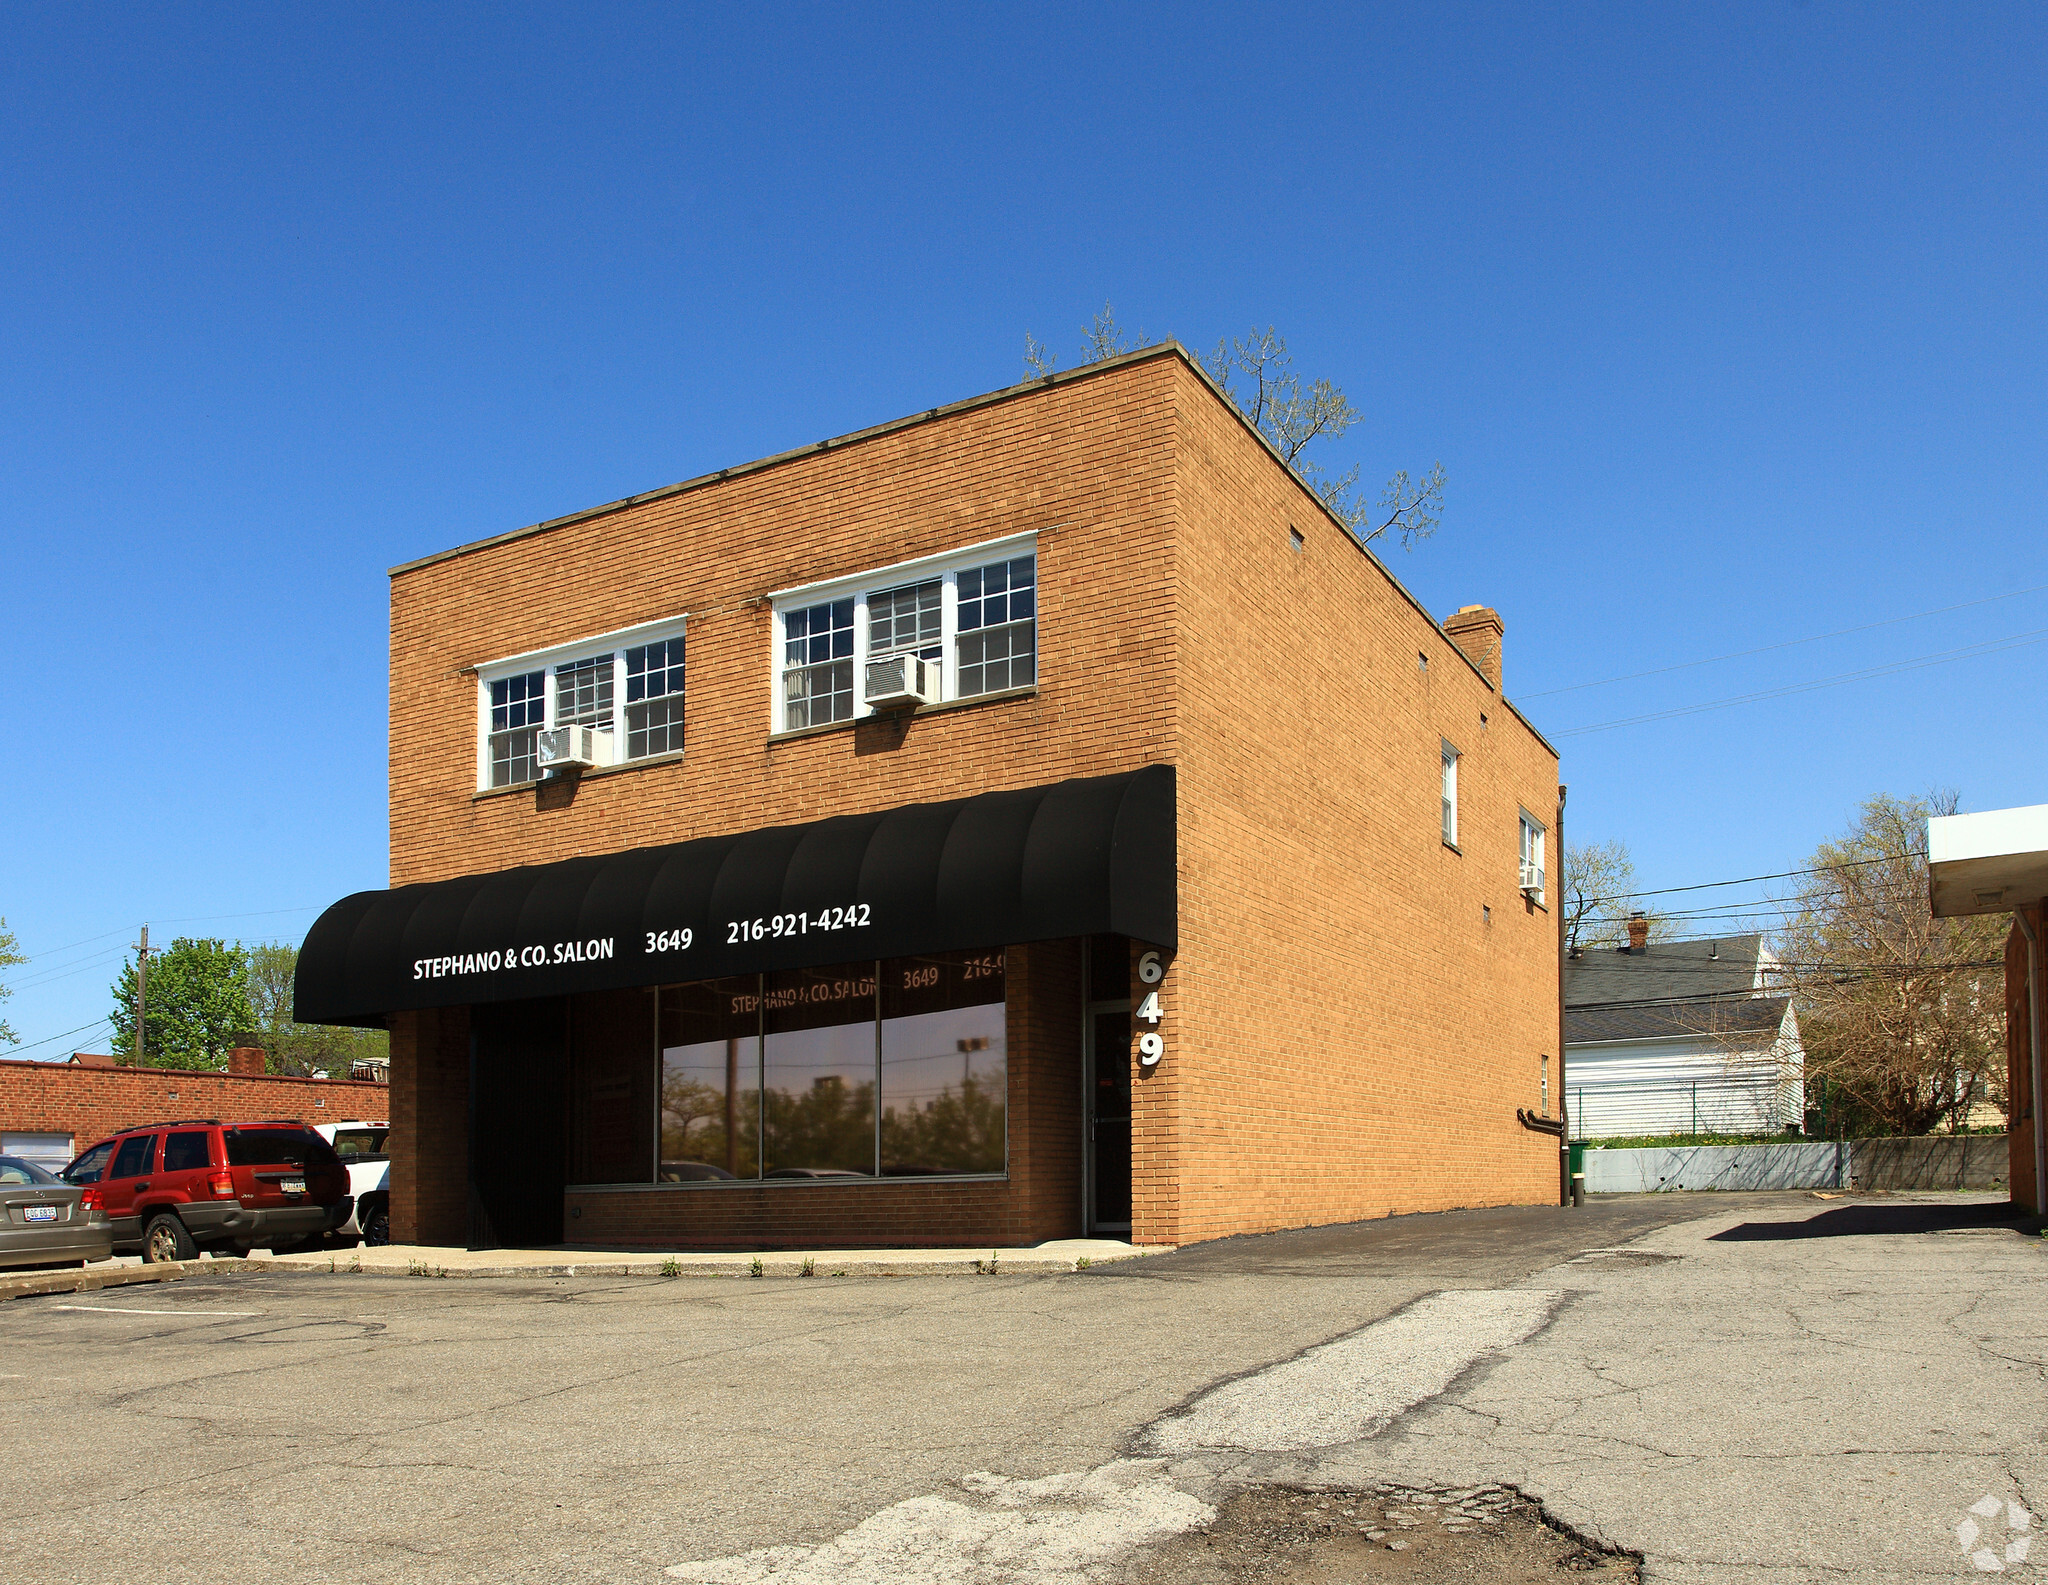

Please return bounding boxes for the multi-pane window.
[555,654,615,731]
[771,540,1038,730]
[783,598,856,730]
[1441,742,1459,847]
[489,670,546,788]
[957,554,1036,697]
[626,639,686,760]
[868,579,942,661]
[1520,811,1547,900]
[478,622,686,789]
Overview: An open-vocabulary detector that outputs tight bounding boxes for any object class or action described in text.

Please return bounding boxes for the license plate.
[24,1205,58,1222]
[281,1178,306,1195]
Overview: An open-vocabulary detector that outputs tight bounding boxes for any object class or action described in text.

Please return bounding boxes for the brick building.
[295,345,1565,1251]
[0,1052,388,1173]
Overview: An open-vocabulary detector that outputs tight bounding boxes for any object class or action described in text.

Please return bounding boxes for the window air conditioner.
[864,653,938,710]
[536,726,611,772]
[1520,861,1545,897]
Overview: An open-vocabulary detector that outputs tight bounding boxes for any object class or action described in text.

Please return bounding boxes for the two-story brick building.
[294,344,1565,1251]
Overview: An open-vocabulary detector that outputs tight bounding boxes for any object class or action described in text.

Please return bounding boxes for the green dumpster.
[1567,1140,1587,1206]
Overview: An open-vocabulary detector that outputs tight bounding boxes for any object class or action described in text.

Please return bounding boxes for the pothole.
[1112,1483,1640,1582]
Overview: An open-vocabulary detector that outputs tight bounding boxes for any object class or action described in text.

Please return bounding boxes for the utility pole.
[133,924,151,1066]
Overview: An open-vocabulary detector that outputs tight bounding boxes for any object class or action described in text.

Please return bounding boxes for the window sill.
[472,746,688,802]
[766,685,1039,746]
[1442,840,1461,856]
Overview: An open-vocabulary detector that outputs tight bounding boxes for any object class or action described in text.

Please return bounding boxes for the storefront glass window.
[762,963,878,1176]
[659,976,762,1181]
[880,950,1006,1176]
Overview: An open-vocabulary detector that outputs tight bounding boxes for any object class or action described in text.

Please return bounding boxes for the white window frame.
[768,532,1038,733]
[473,614,688,791]
[1441,741,1459,848]
[1519,809,1547,903]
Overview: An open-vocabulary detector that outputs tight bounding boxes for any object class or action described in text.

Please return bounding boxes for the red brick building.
[0,1053,388,1172]
[296,345,1565,1250]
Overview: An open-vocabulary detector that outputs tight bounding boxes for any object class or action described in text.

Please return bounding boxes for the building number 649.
[1136,951,1166,1067]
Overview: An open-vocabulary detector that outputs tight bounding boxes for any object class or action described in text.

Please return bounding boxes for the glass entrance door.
[1087,1008,1132,1232]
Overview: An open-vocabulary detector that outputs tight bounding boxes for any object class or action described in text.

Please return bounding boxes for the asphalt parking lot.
[2,1192,2040,1584]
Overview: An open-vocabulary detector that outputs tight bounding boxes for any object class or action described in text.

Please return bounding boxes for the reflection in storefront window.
[762,964,878,1177]
[652,955,1009,1184]
[659,977,761,1180]
[880,951,1006,1176]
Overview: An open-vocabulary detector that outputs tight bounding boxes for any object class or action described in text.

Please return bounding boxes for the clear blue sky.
[4,3,2043,1056]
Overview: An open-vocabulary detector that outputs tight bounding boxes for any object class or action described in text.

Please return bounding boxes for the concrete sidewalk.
[116,1235,1162,1280]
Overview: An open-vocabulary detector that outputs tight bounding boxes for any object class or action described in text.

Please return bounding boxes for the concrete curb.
[216,1250,1154,1280]
[0,1263,187,1303]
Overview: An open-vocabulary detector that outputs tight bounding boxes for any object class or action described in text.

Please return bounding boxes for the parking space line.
[50,1304,260,1317]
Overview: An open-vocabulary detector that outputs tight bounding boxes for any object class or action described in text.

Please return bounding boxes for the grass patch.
[1580,1130,1809,1150]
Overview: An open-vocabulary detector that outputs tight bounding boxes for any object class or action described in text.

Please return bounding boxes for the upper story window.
[476,617,687,790]
[770,535,1037,733]
[625,639,686,759]
[489,670,547,787]
[783,597,856,730]
[1519,810,1547,902]
[1441,741,1459,848]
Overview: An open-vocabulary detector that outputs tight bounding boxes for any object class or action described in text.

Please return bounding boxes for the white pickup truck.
[312,1122,391,1245]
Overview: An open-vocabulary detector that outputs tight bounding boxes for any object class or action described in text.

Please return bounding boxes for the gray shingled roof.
[1563,932,1765,1008]
[1566,994,1789,1046]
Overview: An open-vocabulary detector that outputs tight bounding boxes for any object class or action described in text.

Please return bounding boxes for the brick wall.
[0,1059,389,1157]
[377,345,1561,1249]
[1166,356,1560,1242]
[388,1006,471,1245]
[386,356,1181,889]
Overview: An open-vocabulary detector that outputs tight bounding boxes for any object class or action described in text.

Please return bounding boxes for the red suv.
[61,1120,354,1263]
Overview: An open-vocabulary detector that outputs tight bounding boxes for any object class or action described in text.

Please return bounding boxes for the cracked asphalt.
[1,1190,2040,1584]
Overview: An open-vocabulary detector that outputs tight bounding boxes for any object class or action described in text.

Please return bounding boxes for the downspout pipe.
[1557,782,1570,1206]
[2017,908,2047,1218]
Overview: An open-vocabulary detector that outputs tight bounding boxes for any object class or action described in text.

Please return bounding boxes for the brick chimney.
[1443,605,1504,690]
[227,1046,268,1077]
[1626,913,1649,953]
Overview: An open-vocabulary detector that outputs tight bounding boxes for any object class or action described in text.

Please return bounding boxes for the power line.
[1554,628,2048,737]
[5,1018,113,1059]
[1576,850,1923,907]
[17,906,323,962]
[1521,581,2048,701]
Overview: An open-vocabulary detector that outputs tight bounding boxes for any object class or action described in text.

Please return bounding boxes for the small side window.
[1519,811,1548,902]
[1441,742,1459,848]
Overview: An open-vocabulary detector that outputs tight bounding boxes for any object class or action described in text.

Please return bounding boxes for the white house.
[1565,923,1804,1139]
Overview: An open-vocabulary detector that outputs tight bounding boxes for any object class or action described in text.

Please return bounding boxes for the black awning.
[294,765,1176,1026]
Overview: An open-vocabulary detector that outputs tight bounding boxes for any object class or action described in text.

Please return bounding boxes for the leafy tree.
[1023,307,1444,548]
[661,1071,759,1178]
[763,1074,875,1174]
[882,1076,1006,1174]
[241,940,389,1077]
[1562,840,1669,954]
[109,937,256,1070]
[0,917,23,1046]
[1774,792,2008,1136]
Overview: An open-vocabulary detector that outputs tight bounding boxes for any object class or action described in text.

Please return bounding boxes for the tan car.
[0,1154,113,1269]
